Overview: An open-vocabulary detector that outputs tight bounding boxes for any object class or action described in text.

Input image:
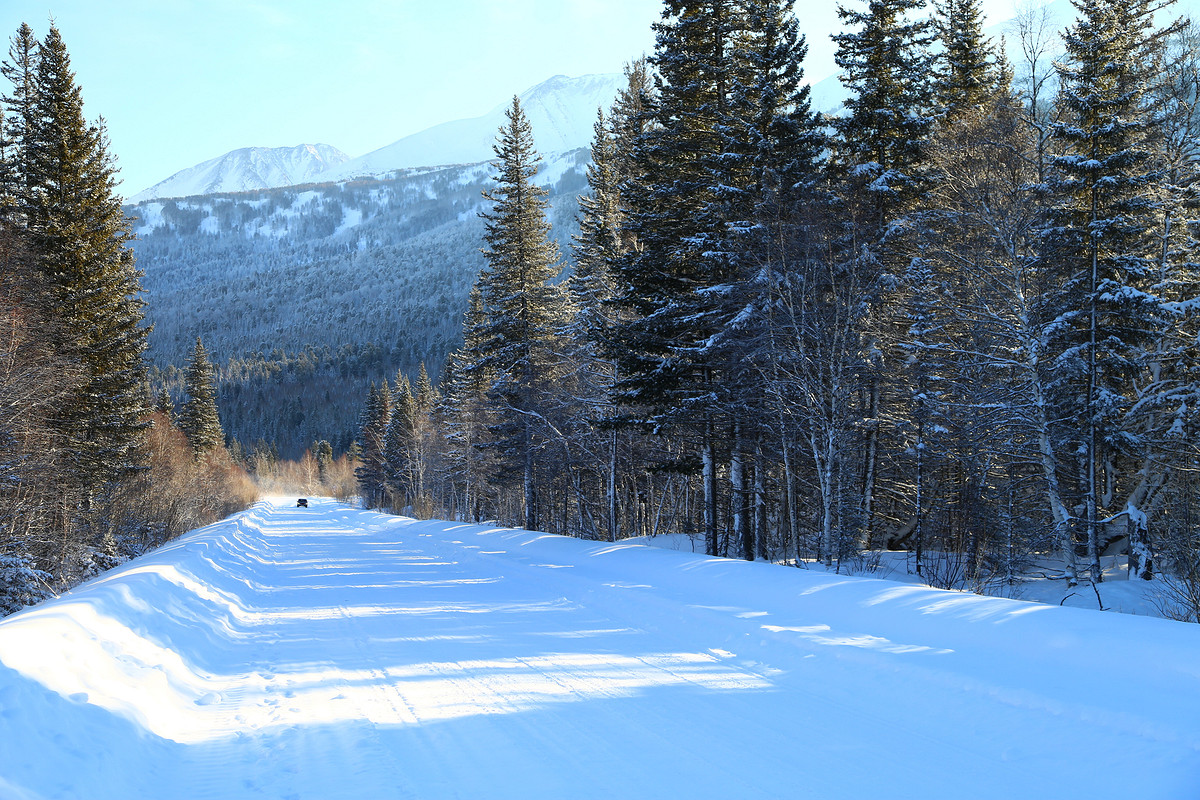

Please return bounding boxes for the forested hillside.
[129,152,589,456]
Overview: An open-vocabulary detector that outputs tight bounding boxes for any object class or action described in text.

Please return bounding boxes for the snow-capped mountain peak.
[314,73,624,183]
[128,73,623,201]
[129,143,351,203]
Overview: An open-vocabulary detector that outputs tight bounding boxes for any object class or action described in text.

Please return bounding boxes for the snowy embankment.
[0,500,1197,799]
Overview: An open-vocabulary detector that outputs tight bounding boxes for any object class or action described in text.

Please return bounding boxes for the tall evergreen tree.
[569,60,658,542]
[833,0,936,227]
[473,96,567,531]
[710,0,825,561]
[571,109,624,351]
[384,372,415,509]
[0,24,37,224]
[13,24,150,494]
[932,0,996,117]
[313,439,334,484]
[155,389,174,421]
[830,0,937,547]
[1040,0,1182,581]
[178,337,224,455]
[439,286,497,522]
[611,0,749,556]
[355,381,392,509]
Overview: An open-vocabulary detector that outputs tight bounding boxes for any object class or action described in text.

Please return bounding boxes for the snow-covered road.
[1,499,1197,799]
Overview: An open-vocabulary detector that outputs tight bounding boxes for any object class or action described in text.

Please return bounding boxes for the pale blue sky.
[1,1,1066,197]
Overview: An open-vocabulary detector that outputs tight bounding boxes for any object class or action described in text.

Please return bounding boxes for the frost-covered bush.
[0,553,51,616]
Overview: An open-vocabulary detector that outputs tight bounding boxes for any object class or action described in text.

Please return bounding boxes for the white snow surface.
[129,144,351,203]
[1,498,1198,799]
[318,74,623,182]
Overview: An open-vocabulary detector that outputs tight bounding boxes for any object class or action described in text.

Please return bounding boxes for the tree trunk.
[782,436,800,565]
[524,420,536,531]
[862,378,880,548]
[703,421,717,557]
[1032,360,1077,587]
[812,426,837,569]
[733,422,750,561]
[755,440,768,562]
[608,428,618,542]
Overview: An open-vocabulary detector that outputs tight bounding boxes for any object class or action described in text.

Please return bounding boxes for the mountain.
[128,150,591,456]
[316,73,624,181]
[129,143,351,203]
[123,73,619,456]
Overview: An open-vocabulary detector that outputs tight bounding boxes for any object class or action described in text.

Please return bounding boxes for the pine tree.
[355,381,392,509]
[1040,0,1182,582]
[178,337,224,454]
[932,0,996,118]
[569,60,656,542]
[11,24,150,494]
[611,0,750,556]
[571,109,624,350]
[830,0,937,549]
[313,439,334,485]
[439,287,496,522]
[415,362,437,414]
[384,372,415,510]
[833,0,937,228]
[872,0,997,574]
[474,96,568,531]
[710,0,825,561]
[570,108,629,540]
[0,24,37,224]
[155,389,174,421]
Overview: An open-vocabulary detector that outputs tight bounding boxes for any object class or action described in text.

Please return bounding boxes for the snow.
[1,498,1198,799]
[129,201,165,236]
[334,207,363,237]
[124,74,615,204]
[129,144,351,203]
[318,74,624,183]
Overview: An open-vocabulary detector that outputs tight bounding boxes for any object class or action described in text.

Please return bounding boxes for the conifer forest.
[358,0,1200,606]
[5,0,1200,618]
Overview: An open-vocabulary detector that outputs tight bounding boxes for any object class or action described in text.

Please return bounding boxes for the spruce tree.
[713,0,825,561]
[355,381,392,509]
[833,0,936,228]
[474,96,567,532]
[178,337,224,455]
[1040,0,1181,581]
[0,24,37,224]
[11,24,150,493]
[831,0,937,547]
[439,287,496,522]
[384,373,415,509]
[611,0,748,556]
[932,0,996,117]
[312,439,334,485]
[155,389,174,421]
[569,60,658,542]
[571,109,623,351]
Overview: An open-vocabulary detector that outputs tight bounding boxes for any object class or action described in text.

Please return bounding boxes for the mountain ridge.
[318,73,624,183]
[130,143,351,203]
[129,74,623,202]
